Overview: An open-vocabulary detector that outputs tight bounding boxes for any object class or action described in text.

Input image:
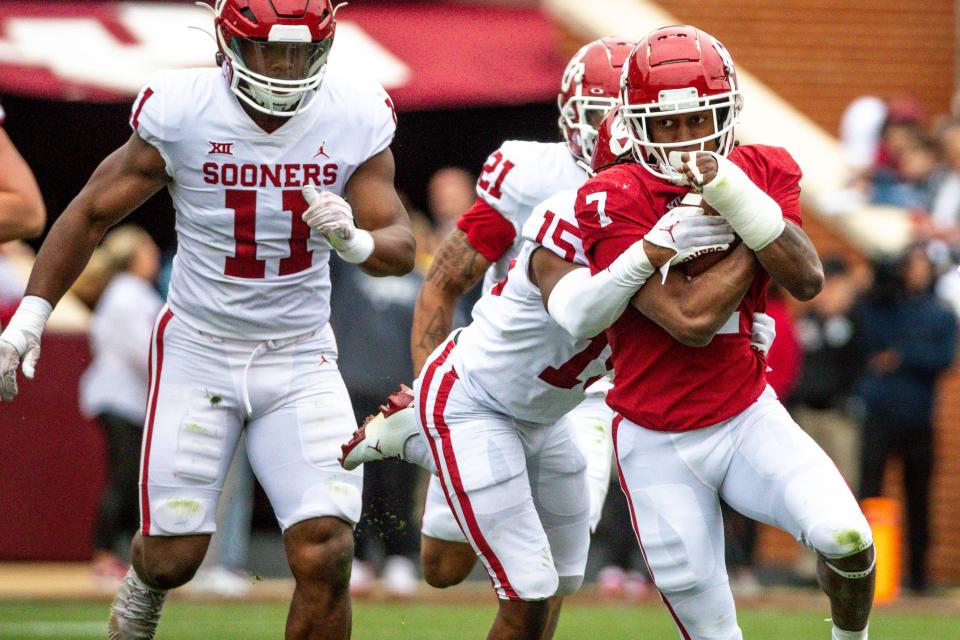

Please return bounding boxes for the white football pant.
[615,386,872,640]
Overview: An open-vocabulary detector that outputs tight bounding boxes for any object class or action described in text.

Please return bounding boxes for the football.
[681,200,738,278]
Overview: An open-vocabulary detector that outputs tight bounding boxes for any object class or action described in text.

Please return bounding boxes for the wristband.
[701,155,785,251]
[607,241,655,289]
[1,295,52,352]
[334,229,375,264]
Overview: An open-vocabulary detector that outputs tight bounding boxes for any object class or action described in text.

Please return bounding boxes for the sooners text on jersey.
[130,61,395,340]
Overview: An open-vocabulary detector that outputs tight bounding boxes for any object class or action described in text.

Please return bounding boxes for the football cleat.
[339,384,417,471]
[108,568,167,640]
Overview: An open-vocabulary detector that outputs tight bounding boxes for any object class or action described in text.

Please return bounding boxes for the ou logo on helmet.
[607,112,631,157]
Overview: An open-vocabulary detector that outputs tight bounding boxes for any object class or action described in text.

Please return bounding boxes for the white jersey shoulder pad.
[475,140,583,221]
[130,68,219,144]
[521,190,587,266]
[320,60,397,159]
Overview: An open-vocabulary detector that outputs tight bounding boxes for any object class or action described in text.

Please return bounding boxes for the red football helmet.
[619,25,742,180]
[213,0,337,117]
[590,106,632,173]
[558,38,637,164]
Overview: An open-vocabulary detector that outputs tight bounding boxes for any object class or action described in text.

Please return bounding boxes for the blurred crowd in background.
[1,88,958,598]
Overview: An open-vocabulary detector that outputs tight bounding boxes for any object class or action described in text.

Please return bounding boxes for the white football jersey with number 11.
[131,62,396,340]
[450,190,611,425]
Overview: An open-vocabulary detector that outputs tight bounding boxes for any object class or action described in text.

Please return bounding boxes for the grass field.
[0,600,957,639]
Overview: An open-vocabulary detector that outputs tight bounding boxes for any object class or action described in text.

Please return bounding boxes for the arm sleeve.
[455,197,517,262]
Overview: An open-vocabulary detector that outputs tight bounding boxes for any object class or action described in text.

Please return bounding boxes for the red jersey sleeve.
[730,145,803,228]
[455,196,517,262]
[574,166,655,274]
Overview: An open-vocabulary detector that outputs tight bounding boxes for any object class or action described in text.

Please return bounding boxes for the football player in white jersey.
[407,37,633,600]
[0,2,414,639]
[341,109,777,639]
[0,98,46,243]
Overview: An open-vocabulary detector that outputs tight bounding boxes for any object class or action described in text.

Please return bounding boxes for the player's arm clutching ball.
[632,243,759,346]
[673,151,823,300]
[0,131,169,401]
[303,147,415,277]
[538,208,734,340]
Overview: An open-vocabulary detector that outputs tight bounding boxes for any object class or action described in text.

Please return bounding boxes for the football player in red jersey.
[575,27,874,640]
[0,1,414,639]
[0,99,45,243]
[342,105,762,640]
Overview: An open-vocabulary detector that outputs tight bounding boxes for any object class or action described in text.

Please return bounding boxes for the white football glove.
[0,296,53,402]
[644,194,735,281]
[750,311,776,356]
[301,186,375,264]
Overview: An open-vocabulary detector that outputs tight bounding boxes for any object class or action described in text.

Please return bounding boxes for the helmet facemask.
[559,93,619,165]
[213,0,335,118]
[557,39,635,166]
[620,87,742,182]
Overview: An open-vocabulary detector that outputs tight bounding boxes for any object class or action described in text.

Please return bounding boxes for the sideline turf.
[0,601,955,639]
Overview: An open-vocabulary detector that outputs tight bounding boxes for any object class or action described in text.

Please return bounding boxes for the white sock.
[401,432,437,474]
[832,624,867,640]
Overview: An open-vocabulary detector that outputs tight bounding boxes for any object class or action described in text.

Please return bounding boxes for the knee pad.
[556,574,583,597]
[509,564,559,601]
[149,495,216,535]
[480,504,559,601]
[806,514,873,559]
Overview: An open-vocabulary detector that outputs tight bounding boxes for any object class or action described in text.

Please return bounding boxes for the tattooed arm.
[411,228,491,376]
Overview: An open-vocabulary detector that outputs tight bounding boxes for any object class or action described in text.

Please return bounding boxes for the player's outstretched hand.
[0,329,40,402]
[0,296,52,402]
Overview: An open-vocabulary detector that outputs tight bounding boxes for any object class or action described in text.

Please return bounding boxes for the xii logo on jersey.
[208,141,235,157]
